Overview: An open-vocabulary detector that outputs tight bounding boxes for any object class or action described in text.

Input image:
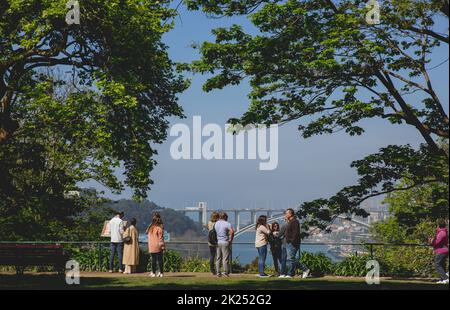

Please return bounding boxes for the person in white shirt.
[109,211,125,273]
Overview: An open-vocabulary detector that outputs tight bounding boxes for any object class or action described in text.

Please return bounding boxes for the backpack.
[208,224,218,246]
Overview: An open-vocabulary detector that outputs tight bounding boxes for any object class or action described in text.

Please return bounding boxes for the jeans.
[209,246,217,274]
[285,243,308,276]
[151,252,164,274]
[435,253,449,280]
[257,245,268,276]
[280,246,287,275]
[216,242,231,275]
[109,242,124,271]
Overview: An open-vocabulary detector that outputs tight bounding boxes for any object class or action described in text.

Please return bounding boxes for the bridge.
[174,202,373,235]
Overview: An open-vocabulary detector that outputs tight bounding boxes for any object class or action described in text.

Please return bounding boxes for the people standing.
[255,215,271,278]
[430,220,449,284]
[215,212,234,277]
[147,213,166,278]
[208,212,220,275]
[269,222,283,277]
[122,218,140,274]
[279,208,310,278]
[109,211,125,273]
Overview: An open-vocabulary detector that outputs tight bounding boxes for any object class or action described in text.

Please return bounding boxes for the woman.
[255,215,271,278]
[429,220,449,284]
[268,222,283,277]
[208,212,220,275]
[147,213,165,278]
[122,218,139,274]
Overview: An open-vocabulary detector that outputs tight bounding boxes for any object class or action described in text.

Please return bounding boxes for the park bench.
[0,244,69,275]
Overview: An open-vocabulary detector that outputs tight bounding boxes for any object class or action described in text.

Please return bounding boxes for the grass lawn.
[0,272,448,290]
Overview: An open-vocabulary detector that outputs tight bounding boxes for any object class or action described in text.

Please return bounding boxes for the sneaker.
[118,269,123,273]
[157,272,164,278]
[278,275,286,278]
[258,274,270,278]
[217,273,222,278]
[222,273,230,277]
[284,275,293,278]
[108,270,113,273]
[149,272,156,278]
[302,269,311,279]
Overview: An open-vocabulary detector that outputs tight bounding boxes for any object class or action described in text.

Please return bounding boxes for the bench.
[0,244,69,275]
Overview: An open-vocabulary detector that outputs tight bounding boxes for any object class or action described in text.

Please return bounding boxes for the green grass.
[0,273,447,290]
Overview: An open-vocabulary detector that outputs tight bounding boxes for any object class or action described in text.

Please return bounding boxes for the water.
[232,232,337,265]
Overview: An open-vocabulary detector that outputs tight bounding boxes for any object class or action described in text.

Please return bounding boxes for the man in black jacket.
[279,208,310,278]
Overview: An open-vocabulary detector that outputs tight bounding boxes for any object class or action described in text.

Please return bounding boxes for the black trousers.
[435,253,449,280]
[209,246,217,274]
[272,250,282,274]
[151,252,164,274]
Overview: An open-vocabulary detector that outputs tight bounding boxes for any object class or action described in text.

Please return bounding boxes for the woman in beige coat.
[122,218,140,274]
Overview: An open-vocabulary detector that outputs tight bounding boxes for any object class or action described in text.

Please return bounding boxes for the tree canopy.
[0,0,188,199]
[188,0,449,232]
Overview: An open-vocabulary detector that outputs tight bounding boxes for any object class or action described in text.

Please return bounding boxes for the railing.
[0,240,430,261]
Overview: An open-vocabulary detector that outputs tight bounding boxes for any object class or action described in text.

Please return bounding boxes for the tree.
[187,0,449,232]
[370,179,448,276]
[0,0,188,199]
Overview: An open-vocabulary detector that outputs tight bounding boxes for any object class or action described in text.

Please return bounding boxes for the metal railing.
[0,240,430,261]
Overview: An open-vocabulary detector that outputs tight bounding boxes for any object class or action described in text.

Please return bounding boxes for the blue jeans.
[280,246,287,275]
[257,245,268,276]
[110,242,124,271]
[285,243,308,276]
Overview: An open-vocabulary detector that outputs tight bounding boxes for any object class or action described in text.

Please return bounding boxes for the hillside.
[104,200,204,240]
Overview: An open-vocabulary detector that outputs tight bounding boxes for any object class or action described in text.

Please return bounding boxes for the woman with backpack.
[208,212,220,275]
[147,213,166,278]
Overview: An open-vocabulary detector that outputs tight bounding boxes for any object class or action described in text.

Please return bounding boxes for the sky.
[84,5,449,212]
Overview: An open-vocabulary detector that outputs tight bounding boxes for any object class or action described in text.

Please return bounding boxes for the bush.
[160,249,183,272]
[333,254,369,277]
[181,257,210,273]
[69,245,111,272]
[300,252,334,277]
[374,245,436,278]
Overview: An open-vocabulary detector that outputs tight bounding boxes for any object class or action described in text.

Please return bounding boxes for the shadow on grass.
[0,274,447,290]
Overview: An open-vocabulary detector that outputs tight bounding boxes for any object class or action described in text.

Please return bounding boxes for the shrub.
[333,254,369,277]
[300,252,334,277]
[181,257,210,273]
[374,245,435,278]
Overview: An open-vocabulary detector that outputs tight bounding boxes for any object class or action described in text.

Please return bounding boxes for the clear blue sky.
[84,5,449,211]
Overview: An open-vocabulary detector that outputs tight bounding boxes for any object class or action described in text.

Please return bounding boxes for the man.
[109,211,125,273]
[279,208,310,278]
[215,212,234,277]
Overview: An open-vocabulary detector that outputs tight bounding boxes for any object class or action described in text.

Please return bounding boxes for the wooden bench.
[0,244,69,275]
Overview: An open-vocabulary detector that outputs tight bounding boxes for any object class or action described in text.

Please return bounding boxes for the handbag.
[123,236,132,244]
[123,229,132,244]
